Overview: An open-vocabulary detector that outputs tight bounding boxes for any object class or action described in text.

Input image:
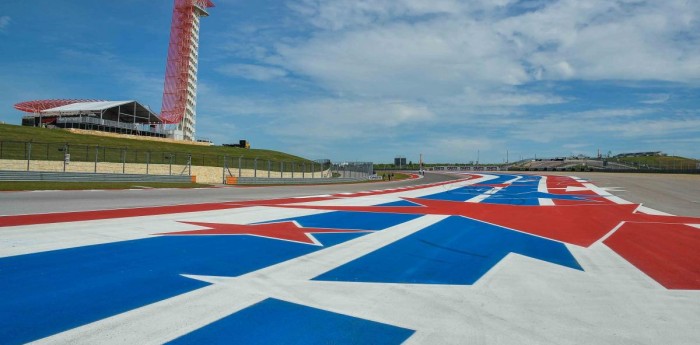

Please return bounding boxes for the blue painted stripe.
[314,216,582,285]
[378,199,423,207]
[168,298,415,345]
[279,211,421,230]
[482,177,542,205]
[419,174,516,202]
[0,210,419,344]
[0,235,354,344]
[419,175,595,205]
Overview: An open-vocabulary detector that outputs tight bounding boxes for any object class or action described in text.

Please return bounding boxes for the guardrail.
[0,170,193,183]
[236,177,366,185]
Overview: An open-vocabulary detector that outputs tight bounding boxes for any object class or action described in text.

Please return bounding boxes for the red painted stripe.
[256,199,640,247]
[262,198,700,247]
[0,203,245,227]
[551,199,609,206]
[545,175,586,190]
[0,177,480,227]
[542,175,611,205]
[604,222,700,290]
[0,195,346,227]
[227,196,336,206]
[401,199,640,247]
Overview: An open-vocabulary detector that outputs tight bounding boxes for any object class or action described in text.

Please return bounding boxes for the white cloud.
[276,0,700,99]
[197,83,435,142]
[275,18,529,98]
[203,0,700,161]
[433,136,501,154]
[236,0,700,147]
[216,63,288,81]
[504,108,696,145]
[0,16,10,32]
[574,108,656,119]
[640,93,671,104]
[289,0,467,31]
[446,87,567,108]
[603,117,700,138]
[496,0,700,82]
[267,98,435,141]
[197,82,293,118]
[221,0,700,96]
[290,0,523,31]
[552,61,575,79]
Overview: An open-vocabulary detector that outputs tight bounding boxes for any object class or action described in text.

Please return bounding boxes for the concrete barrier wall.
[0,159,333,184]
[0,171,193,183]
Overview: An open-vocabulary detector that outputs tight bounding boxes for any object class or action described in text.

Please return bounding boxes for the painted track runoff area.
[1,173,699,344]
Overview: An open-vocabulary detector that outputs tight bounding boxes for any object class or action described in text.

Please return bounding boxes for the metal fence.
[222,156,334,179]
[330,162,374,178]
[0,140,374,181]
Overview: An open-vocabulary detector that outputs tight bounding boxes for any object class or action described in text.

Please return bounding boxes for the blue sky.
[1,0,698,163]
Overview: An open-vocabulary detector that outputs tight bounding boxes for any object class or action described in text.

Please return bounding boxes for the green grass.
[0,181,213,191]
[0,123,312,168]
[375,171,411,181]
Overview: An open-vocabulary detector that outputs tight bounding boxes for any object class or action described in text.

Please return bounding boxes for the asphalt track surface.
[568,172,700,217]
[2,171,697,217]
[0,172,698,344]
[0,173,457,216]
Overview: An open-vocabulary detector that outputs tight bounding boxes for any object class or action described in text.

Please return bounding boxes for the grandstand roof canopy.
[39,100,162,124]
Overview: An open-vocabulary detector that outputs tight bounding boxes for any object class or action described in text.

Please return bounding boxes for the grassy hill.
[0,123,310,167]
[615,155,699,170]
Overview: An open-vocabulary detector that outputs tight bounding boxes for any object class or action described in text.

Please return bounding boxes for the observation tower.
[160,0,215,141]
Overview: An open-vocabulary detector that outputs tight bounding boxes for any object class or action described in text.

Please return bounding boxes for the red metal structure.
[15,0,214,133]
[14,99,103,113]
[160,0,215,124]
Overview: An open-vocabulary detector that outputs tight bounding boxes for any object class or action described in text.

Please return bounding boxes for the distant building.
[394,156,406,167]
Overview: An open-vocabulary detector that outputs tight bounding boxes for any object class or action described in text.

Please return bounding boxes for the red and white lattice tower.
[160,0,214,141]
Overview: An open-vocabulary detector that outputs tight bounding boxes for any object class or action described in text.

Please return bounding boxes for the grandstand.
[515,158,636,171]
[614,151,665,158]
[18,100,165,138]
[524,160,569,170]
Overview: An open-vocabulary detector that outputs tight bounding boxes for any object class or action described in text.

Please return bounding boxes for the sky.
[1,0,699,164]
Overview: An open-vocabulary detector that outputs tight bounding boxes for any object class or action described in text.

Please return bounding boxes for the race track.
[0,173,457,216]
[0,172,698,344]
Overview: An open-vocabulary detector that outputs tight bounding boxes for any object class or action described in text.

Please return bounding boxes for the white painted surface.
[5,173,698,344]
